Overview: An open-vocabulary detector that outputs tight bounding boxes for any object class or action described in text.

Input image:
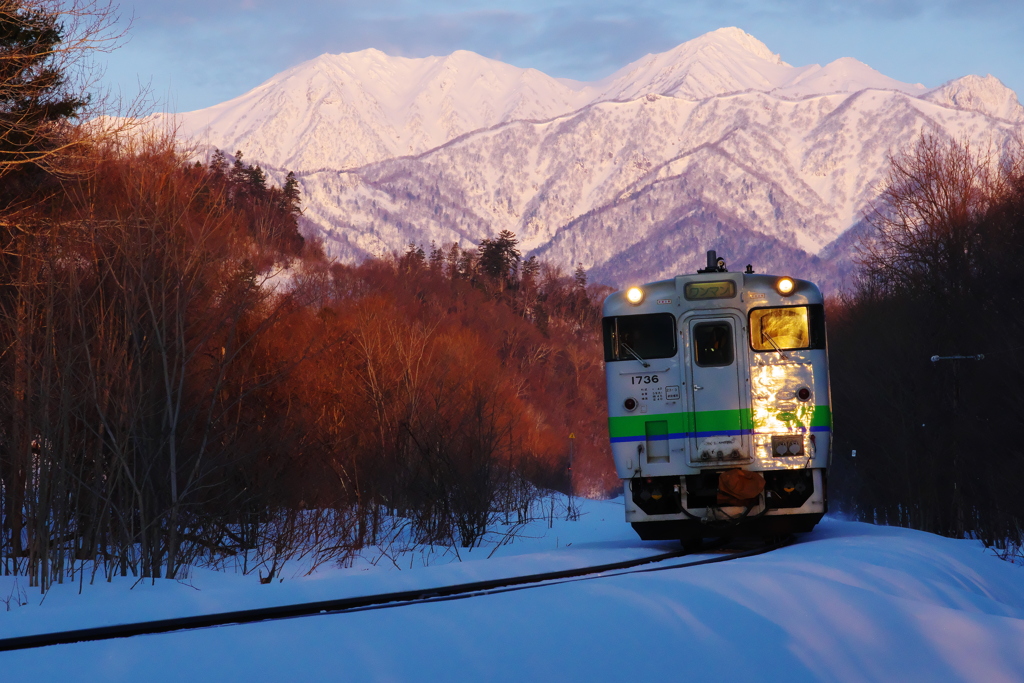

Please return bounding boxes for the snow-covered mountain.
[922,74,1024,122]
[163,48,592,172]
[163,28,1024,291]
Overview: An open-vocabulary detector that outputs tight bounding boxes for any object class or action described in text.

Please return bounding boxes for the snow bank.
[1,499,1022,682]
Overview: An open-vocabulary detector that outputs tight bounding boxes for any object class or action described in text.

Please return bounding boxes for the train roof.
[602,270,824,317]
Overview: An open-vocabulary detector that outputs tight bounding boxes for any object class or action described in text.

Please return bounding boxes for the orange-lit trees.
[0,137,313,583]
[0,118,617,584]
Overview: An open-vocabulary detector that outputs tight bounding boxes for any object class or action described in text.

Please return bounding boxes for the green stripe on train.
[608,405,831,439]
[811,405,832,428]
[607,410,747,438]
[695,408,755,432]
[608,412,693,439]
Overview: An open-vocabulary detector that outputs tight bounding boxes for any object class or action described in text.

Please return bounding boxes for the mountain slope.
[163,28,1024,291]
[166,28,949,173]
[922,74,1024,122]
[164,49,593,172]
[291,86,1020,290]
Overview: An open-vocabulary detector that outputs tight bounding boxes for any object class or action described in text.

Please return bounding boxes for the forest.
[828,134,1024,557]
[3,0,1023,592]
[0,0,613,587]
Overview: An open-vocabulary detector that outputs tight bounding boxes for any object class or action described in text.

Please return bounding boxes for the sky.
[97,0,1024,114]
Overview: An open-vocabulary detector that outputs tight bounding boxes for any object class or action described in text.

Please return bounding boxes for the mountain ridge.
[165,27,988,173]
[157,28,1024,292]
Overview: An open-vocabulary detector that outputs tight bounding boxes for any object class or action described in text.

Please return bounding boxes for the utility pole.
[930,353,984,537]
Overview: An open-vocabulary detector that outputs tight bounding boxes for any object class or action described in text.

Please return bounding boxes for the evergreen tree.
[229,150,249,195]
[209,148,228,176]
[444,243,461,279]
[573,262,587,289]
[478,230,521,290]
[401,242,426,271]
[246,163,267,195]
[282,171,301,216]
[427,240,443,270]
[0,0,87,178]
[522,255,539,282]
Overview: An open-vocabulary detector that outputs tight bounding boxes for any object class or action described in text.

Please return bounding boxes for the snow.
[923,74,1024,123]
[158,27,951,175]
[2,497,1022,681]
[136,28,1024,293]
[775,57,927,99]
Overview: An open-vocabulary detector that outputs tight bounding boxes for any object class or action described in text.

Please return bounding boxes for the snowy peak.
[777,57,927,98]
[302,47,584,126]
[590,28,925,102]
[923,74,1024,122]
[166,46,591,171]
[165,28,952,172]
[703,26,785,63]
[160,27,1024,286]
[595,27,791,101]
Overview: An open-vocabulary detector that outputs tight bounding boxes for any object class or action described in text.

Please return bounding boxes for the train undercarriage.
[627,468,827,541]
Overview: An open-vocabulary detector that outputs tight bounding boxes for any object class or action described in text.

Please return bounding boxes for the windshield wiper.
[760,330,789,361]
[620,342,651,368]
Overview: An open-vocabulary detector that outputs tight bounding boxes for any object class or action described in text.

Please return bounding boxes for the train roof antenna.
[698,249,727,273]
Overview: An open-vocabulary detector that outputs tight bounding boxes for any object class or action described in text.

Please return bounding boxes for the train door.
[685,313,750,465]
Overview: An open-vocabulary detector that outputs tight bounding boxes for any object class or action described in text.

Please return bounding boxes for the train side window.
[693,322,734,367]
[602,313,677,362]
[749,304,826,351]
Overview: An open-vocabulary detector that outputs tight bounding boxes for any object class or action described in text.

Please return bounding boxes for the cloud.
[118,0,706,84]
[104,0,1024,112]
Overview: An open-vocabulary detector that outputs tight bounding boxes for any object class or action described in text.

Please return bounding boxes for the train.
[602,250,830,542]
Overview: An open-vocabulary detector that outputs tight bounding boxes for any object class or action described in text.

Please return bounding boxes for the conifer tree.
[0,0,123,179]
[209,148,228,176]
[479,230,521,290]
[246,163,267,195]
[282,170,301,215]
[573,263,587,289]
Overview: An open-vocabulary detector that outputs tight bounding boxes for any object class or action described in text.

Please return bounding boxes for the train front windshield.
[603,313,677,362]
[749,304,827,351]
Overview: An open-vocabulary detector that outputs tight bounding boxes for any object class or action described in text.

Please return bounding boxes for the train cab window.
[749,304,826,351]
[693,322,734,367]
[603,313,677,362]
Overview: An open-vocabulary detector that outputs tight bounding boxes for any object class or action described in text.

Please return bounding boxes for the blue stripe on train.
[610,426,831,443]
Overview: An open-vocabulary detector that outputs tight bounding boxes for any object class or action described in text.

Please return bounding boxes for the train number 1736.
[631,375,659,384]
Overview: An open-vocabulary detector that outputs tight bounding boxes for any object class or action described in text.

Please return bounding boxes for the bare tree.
[832,133,1024,549]
[859,134,998,296]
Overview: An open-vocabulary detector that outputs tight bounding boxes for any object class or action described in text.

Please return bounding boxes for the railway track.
[0,535,792,652]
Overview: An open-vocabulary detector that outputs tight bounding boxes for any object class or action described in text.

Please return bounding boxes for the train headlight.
[625,287,644,305]
[776,277,795,296]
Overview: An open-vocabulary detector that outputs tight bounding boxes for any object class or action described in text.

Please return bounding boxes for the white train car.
[603,251,830,541]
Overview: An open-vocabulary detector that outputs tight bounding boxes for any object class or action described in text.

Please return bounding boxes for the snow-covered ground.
[2,498,1023,681]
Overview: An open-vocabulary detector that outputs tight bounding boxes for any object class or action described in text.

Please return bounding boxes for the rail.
[0,536,792,652]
